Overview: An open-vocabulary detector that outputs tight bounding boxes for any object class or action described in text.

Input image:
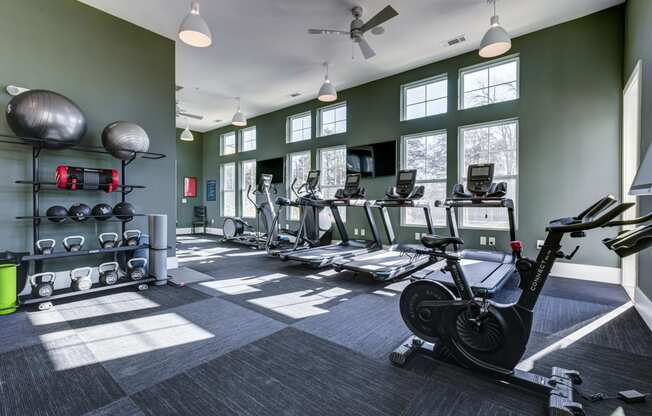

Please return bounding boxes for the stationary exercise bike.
[392,195,639,416]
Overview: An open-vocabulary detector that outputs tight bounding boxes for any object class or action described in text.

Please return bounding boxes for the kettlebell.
[123,230,142,247]
[30,272,56,298]
[99,262,120,286]
[70,267,93,291]
[127,258,148,281]
[36,239,56,255]
[98,232,119,249]
[63,235,85,252]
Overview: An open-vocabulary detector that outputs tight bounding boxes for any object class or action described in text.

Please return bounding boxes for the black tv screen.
[256,157,284,184]
[347,140,396,177]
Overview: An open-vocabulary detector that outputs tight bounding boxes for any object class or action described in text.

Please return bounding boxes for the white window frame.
[400,130,448,227]
[318,145,347,221]
[239,126,257,152]
[220,131,236,156]
[317,101,347,138]
[220,162,236,217]
[458,54,520,110]
[286,111,312,143]
[458,118,519,231]
[286,150,312,221]
[400,74,448,121]
[240,159,257,219]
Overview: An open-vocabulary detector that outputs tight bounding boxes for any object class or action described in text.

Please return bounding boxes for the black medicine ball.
[113,202,136,221]
[92,203,113,221]
[46,205,68,223]
[69,203,92,222]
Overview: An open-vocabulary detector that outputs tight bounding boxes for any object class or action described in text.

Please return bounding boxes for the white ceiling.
[79,0,623,132]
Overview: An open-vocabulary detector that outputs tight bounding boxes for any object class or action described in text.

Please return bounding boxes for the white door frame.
[621,60,643,299]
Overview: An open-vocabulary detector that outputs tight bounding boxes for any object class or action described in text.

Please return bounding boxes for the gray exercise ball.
[101,121,150,160]
[5,89,87,149]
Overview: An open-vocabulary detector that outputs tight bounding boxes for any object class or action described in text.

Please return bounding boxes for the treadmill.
[279,173,383,268]
[332,170,435,281]
[411,163,517,297]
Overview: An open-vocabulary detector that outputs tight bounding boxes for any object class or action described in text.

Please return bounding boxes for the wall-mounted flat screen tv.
[256,157,284,184]
[347,140,396,177]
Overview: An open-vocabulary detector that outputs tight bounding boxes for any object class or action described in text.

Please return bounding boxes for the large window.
[459,119,519,229]
[401,131,447,227]
[459,56,519,110]
[317,102,347,137]
[239,126,256,152]
[287,111,312,143]
[319,146,347,221]
[401,75,447,121]
[220,132,236,156]
[220,162,236,217]
[240,160,257,219]
[286,151,311,221]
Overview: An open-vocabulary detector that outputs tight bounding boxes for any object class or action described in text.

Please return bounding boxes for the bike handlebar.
[547,195,635,233]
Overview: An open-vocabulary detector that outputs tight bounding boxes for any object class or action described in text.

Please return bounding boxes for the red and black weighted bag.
[55,166,119,192]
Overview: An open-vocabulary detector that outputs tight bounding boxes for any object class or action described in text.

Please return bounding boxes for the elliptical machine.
[392,195,639,416]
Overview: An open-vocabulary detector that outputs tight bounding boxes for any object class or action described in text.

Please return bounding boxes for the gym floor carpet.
[1,234,650,416]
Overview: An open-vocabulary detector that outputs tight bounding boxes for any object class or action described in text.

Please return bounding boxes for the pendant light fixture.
[180,118,194,141]
[479,0,511,58]
[318,62,337,102]
[178,1,212,48]
[231,97,247,127]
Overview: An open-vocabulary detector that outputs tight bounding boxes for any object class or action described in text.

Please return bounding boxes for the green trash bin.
[0,252,23,315]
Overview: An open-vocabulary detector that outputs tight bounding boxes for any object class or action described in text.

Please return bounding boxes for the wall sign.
[183,177,197,198]
[206,179,217,201]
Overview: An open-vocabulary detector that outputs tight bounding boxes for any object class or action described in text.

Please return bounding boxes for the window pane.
[335,121,346,134]
[319,147,347,221]
[461,58,519,109]
[489,61,517,85]
[463,68,488,92]
[292,118,302,131]
[426,98,446,116]
[406,103,425,120]
[406,85,425,105]
[463,90,489,109]
[241,161,257,218]
[490,82,518,103]
[322,109,335,124]
[335,106,346,122]
[322,123,335,136]
[288,152,311,221]
[405,182,447,226]
[426,80,446,100]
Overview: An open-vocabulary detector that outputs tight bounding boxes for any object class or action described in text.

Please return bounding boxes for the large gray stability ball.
[5,89,87,149]
[101,121,150,160]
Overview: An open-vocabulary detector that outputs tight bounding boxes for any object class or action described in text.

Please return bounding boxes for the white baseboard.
[167,256,178,270]
[176,228,192,235]
[551,262,621,285]
[206,227,223,236]
[635,287,652,331]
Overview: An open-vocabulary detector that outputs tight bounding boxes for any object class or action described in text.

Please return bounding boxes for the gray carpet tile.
[0,333,124,416]
[82,397,144,416]
[167,266,214,285]
[294,292,413,361]
[542,276,630,306]
[74,296,286,394]
[195,272,364,324]
[0,306,76,354]
[55,285,211,329]
[133,327,424,416]
[531,294,615,335]
[579,308,652,357]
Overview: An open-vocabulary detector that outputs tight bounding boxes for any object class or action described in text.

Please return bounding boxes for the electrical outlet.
[537,240,545,250]
[488,237,496,246]
[415,232,421,240]
[211,219,215,224]
[480,236,487,246]
[181,198,187,204]
[361,228,366,236]
[354,228,359,236]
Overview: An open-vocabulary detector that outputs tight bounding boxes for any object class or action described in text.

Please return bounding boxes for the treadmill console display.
[306,170,320,191]
[258,174,273,192]
[466,164,494,195]
[335,174,365,199]
[395,170,417,198]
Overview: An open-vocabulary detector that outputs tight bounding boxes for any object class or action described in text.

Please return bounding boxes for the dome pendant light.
[318,62,337,102]
[180,118,194,141]
[479,0,511,58]
[232,97,247,127]
[178,1,212,48]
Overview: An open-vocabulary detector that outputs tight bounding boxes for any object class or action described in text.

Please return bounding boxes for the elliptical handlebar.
[547,195,635,233]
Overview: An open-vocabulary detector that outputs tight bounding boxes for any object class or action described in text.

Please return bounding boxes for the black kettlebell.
[123,229,142,246]
[63,235,85,252]
[36,239,56,255]
[30,272,56,298]
[70,267,93,292]
[127,258,147,280]
[99,262,120,286]
[98,232,119,249]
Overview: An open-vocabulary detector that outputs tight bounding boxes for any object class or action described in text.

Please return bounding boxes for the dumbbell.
[30,272,56,298]
[127,258,148,281]
[70,267,93,291]
[36,239,56,255]
[99,262,120,286]
[63,236,85,252]
[98,232,119,249]
[123,230,142,246]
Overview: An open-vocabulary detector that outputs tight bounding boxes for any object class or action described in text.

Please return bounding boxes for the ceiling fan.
[175,101,204,120]
[308,5,399,60]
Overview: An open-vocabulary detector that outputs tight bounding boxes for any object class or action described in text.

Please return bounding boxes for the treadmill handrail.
[372,199,431,208]
[439,197,514,209]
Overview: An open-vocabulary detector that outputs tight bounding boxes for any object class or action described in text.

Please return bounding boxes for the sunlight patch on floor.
[197,273,288,295]
[247,287,352,319]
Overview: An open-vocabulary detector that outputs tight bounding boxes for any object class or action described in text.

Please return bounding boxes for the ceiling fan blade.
[308,28,350,35]
[358,38,376,59]
[178,111,204,120]
[361,5,398,33]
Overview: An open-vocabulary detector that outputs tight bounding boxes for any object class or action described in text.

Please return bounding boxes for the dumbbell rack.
[0,133,166,308]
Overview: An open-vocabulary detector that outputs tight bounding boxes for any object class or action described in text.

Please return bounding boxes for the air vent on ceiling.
[443,34,466,47]
[175,85,184,91]
[290,92,302,98]
[214,119,223,123]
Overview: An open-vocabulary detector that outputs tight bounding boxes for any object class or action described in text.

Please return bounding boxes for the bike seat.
[421,234,464,249]
[275,197,292,206]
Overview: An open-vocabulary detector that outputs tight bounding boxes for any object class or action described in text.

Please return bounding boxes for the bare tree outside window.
[240,160,256,218]
[221,162,236,217]
[319,146,347,221]
[287,151,311,221]
[461,58,519,109]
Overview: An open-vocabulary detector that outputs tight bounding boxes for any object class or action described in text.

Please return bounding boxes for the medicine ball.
[6,90,86,149]
[46,205,68,223]
[101,121,150,160]
[113,202,136,221]
[91,203,113,221]
[69,203,92,222]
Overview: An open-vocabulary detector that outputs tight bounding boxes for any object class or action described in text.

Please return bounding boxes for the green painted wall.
[625,0,652,298]
[176,129,204,228]
[0,0,176,269]
[201,7,624,268]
